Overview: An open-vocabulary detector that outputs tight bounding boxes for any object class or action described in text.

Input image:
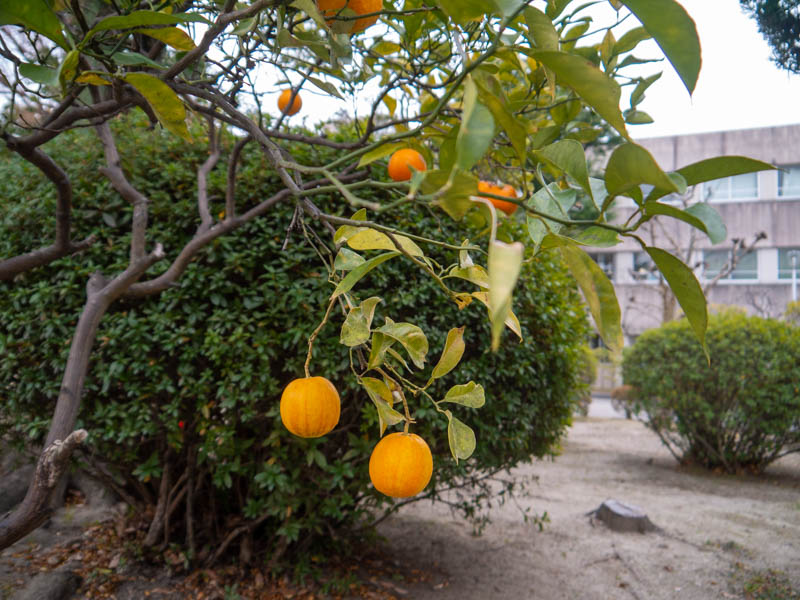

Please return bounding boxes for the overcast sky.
[629,0,800,139]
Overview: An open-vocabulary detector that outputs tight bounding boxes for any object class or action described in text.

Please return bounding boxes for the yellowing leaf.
[347,229,425,257]
[136,27,196,51]
[75,73,111,86]
[124,73,190,141]
[487,240,524,350]
[431,327,466,380]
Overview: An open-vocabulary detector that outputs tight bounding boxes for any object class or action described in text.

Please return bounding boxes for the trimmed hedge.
[622,311,800,473]
[1,114,589,567]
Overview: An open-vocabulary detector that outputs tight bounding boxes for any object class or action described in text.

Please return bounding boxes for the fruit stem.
[304,296,337,378]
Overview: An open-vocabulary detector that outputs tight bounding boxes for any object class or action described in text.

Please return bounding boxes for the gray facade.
[593,124,800,343]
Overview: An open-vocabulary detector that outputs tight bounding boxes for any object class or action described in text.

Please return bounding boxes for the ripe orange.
[369,432,433,498]
[477,180,518,216]
[387,148,427,182]
[280,376,340,438]
[278,89,302,116]
[316,0,382,34]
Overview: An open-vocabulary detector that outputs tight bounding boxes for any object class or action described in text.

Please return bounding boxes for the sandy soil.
[377,417,800,600]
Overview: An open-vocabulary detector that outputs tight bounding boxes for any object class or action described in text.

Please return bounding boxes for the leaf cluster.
[0,115,588,565]
[622,310,800,473]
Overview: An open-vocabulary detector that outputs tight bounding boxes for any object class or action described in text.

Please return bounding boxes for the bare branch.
[196,117,221,233]
[225,135,251,219]
[94,120,151,260]
[0,136,95,280]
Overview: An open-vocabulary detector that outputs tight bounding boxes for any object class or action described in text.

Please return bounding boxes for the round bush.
[622,311,800,473]
[0,115,588,567]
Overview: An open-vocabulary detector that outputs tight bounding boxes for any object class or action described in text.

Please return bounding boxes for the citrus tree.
[0,0,776,552]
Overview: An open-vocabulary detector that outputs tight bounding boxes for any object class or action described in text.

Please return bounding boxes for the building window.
[703,249,758,280]
[778,165,800,198]
[589,253,615,280]
[632,251,659,281]
[778,248,800,279]
[703,173,758,202]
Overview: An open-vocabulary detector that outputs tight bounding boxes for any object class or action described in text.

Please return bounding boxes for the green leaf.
[124,73,190,141]
[630,72,662,108]
[291,0,330,29]
[558,242,623,353]
[84,9,209,42]
[334,247,366,271]
[644,202,727,245]
[488,240,524,350]
[376,320,428,369]
[347,229,425,257]
[443,381,485,408]
[455,77,495,171]
[0,0,68,48]
[685,203,726,245]
[526,183,567,249]
[333,209,367,244]
[367,332,394,370]
[431,327,466,380]
[613,26,651,56]
[605,142,677,198]
[566,225,620,248]
[643,156,776,205]
[58,50,79,90]
[471,291,523,341]
[524,6,558,50]
[446,265,489,289]
[113,50,164,68]
[422,169,479,221]
[19,63,59,87]
[535,140,592,201]
[645,247,708,357]
[527,50,628,138]
[625,109,654,125]
[362,376,404,436]
[447,414,476,462]
[135,27,195,51]
[475,76,526,162]
[435,0,485,25]
[620,0,701,95]
[340,297,381,347]
[307,76,344,100]
[331,252,399,299]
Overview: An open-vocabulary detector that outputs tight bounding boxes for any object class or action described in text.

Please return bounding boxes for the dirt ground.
[376,417,800,600]
[2,416,799,599]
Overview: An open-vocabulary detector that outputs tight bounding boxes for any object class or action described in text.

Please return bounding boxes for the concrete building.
[591,123,800,344]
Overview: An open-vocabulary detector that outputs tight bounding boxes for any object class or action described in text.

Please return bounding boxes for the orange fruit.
[387,148,427,182]
[278,89,302,116]
[477,180,518,216]
[280,377,340,438]
[316,0,382,34]
[369,432,433,498]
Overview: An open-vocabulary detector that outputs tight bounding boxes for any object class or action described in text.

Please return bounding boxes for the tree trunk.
[0,248,163,550]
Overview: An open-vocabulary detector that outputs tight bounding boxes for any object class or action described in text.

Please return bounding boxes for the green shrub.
[622,311,800,473]
[0,114,588,567]
[572,344,598,416]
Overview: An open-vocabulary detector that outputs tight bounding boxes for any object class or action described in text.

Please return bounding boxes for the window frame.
[702,248,759,282]
[777,164,800,199]
[702,173,760,203]
[589,252,615,282]
[778,247,800,280]
[631,251,660,283]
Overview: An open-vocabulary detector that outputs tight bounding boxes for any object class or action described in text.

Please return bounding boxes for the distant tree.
[740,0,800,73]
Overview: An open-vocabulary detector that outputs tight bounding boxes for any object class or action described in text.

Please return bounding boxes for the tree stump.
[590,499,657,533]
